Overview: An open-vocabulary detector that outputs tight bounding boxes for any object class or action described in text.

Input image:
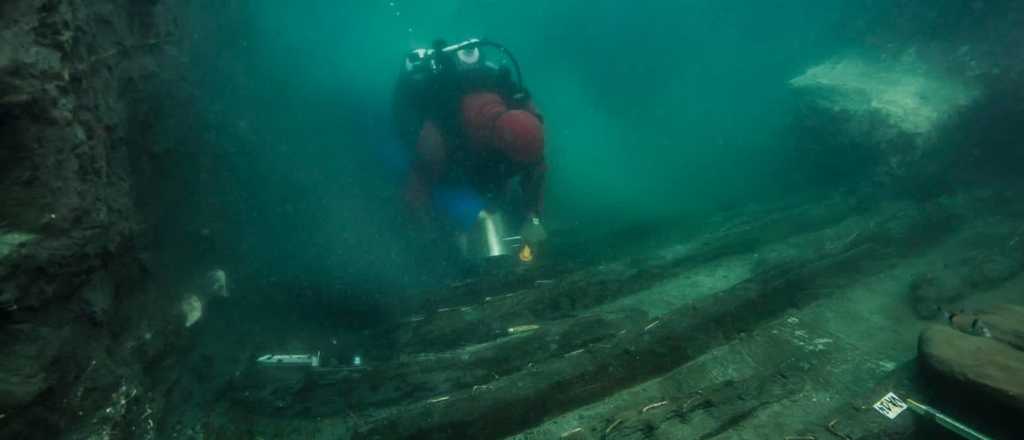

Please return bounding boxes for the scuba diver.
[393,38,547,262]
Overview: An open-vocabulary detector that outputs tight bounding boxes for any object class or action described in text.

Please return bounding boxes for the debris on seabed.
[560,427,583,438]
[606,418,623,434]
[563,348,585,357]
[485,292,518,302]
[682,392,704,410]
[508,324,541,334]
[827,419,853,440]
[641,400,669,413]
[643,320,661,332]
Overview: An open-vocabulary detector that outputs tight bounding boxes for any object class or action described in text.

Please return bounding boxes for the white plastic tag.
[873,392,909,420]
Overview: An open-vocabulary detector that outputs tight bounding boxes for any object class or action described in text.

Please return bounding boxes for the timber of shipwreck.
[232,199,962,439]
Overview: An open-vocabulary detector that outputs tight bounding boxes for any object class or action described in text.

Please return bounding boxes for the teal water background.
[163,1,871,287]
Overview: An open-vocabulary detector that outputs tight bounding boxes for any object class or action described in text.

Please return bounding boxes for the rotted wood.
[226,199,872,415]
[394,197,862,354]
[352,205,959,439]
[352,248,877,438]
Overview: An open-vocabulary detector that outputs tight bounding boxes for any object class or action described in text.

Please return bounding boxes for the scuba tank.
[462,209,526,260]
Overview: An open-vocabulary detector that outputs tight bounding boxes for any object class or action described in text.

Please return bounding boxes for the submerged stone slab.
[790,55,979,137]
[974,304,1024,351]
[919,324,1024,411]
[789,53,981,180]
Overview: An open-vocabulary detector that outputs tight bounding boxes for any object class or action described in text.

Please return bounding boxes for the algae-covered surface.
[3,1,1024,439]
[0,231,36,261]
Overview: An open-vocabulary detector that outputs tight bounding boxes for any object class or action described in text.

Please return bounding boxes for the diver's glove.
[520,215,548,246]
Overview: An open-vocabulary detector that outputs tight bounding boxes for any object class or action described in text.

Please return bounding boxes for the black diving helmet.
[402,38,526,97]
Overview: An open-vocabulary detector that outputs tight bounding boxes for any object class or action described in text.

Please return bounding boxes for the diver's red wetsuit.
[403,93,547,219]
[395,48,547,225]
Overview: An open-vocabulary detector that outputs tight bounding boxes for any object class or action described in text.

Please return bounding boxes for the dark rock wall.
[0,1,186,438]
[789,0,1024,195]
[882,0,1024,185]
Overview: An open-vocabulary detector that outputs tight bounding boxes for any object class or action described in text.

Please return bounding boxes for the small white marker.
[560,427,583,438]
[873,392,909,420]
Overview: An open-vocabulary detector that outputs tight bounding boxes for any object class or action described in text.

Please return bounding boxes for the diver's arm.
[403,120,448,220]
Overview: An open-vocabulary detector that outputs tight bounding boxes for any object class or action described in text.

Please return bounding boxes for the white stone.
[205,269,229,298]
[182,294,203,327]
[790,54,979,137]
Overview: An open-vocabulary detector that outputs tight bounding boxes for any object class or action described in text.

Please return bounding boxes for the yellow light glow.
[519,244,533,262]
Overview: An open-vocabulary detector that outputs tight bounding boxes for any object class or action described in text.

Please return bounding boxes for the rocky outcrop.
[907,217,1024,318]
[789,53,979,185]
[919,305,1024,412]
[909,251,1022,318]
[791,55,979,139]
[0,1,185,438]
[789,1,1024,191]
